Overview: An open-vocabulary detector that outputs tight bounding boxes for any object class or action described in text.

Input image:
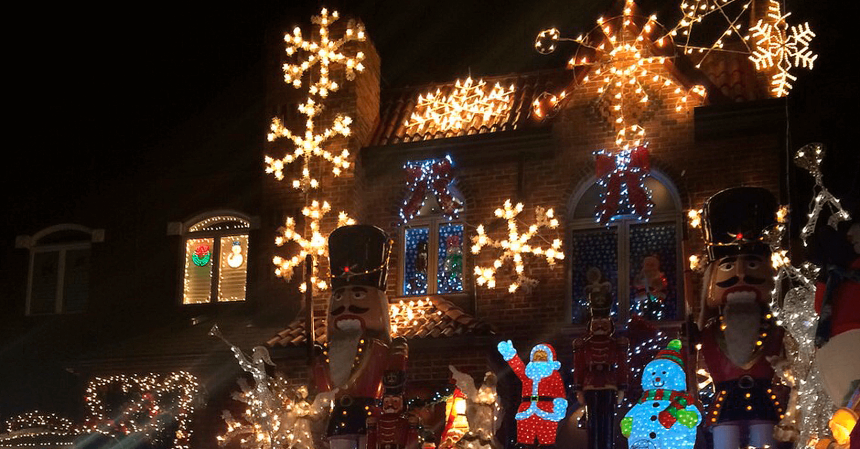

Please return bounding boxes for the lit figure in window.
[696,187,784,449]
[621,339,701,449]
[573,296,628,449]
[315,225,408,449]
[227,240,244,268]
[632,255,668,320]
[497,341,567,448]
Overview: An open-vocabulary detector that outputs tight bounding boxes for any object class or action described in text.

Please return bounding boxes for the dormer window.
[180,214,251,304]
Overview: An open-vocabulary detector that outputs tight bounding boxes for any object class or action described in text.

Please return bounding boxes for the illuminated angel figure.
[471,200,563,293]
[273,200,355,292]
[533,0,705,150]
[265,8,366,191]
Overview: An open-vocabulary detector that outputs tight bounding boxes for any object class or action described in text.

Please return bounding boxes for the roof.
[266,296,494,347]
[368,71,565,147]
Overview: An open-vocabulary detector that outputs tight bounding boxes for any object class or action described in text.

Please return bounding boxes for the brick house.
[0,3,800,448]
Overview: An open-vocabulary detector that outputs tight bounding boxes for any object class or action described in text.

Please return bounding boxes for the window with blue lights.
[399,157,465,296]
[569,174,683,323]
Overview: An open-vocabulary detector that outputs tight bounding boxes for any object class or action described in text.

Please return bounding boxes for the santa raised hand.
[498,340,567,447]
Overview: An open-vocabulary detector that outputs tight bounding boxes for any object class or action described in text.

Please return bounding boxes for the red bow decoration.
[594,146,653,224]
[400,157,461,221]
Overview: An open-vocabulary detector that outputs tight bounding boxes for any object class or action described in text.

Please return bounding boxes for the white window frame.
[566,171,685,325]
[17,224,103,315]
[176,212,253,305]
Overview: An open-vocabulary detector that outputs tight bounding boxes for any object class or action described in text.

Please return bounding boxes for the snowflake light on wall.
[533,0,706,150]
[748,0,817,97]
[405,77,515,135]
[273,200,355,292]
[471,200,563,293]
[265,8,365,191]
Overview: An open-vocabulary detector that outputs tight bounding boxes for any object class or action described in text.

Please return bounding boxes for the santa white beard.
[328,329,362,387]
[723,296,763,367]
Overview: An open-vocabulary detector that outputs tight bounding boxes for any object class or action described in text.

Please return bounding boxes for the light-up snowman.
[621,339,701,449]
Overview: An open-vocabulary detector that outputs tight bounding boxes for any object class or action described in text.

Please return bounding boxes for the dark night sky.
[7,0,858,222]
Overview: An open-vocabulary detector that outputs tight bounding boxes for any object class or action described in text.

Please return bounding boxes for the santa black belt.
[522,396,555,402]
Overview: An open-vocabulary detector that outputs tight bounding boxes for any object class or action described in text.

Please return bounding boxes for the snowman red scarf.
[638,389,699,429]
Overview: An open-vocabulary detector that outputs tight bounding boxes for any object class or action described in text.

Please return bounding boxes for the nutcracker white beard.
[722,296,763,367]
[329,328,362,387]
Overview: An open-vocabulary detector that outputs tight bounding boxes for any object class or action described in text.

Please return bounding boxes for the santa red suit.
[498,341,567,446]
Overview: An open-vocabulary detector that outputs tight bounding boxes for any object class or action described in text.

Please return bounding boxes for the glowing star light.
[266,8,364,191]
[405,77,515,135]
[471,200,563,293]
[533,0,706,150]
[273,200,355,292]
[748,0,816,97]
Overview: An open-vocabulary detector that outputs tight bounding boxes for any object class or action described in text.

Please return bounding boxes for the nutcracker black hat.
[702,187,778,260]
[328,225,391,290]
[382,370,406,396]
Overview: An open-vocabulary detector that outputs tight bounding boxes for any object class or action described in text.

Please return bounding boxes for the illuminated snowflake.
[405,77,515,134]
[749,0,816,97]
[266,8,365,191]
[273,200,355,292]
[471,200,563,293]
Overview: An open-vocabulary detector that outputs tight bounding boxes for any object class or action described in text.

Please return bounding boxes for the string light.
[83,372,200,449]
[400,156,463,223]
[388,298,443,336]
[748,0,817,97]
[215,328,335,449]
[404,77,515,135]
[793,143,851,246]
[533,0,706,150]
[594,146,653,224]
[471,200,563,293]
[761,144,851,448]
[273,200,354,292]
[265,8,364,191]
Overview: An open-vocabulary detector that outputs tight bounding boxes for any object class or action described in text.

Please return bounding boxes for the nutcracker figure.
[367,371,420,449]
[497,341,567,448]
[315,225,409,449]
[696,187,785,449]
[572,292,629,449]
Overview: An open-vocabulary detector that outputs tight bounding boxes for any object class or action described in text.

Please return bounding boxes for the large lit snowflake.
[273,200,355,292]
[265,8,365,191]
[471,200,563,293]
[404,77,515,134]
[533,0,705,150]
[748,0,816,97]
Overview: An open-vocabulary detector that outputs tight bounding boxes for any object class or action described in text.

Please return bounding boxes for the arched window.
[17,224,103,314]
[180,213,251,304]
[568,172,684,323]
[399,157,465,296]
